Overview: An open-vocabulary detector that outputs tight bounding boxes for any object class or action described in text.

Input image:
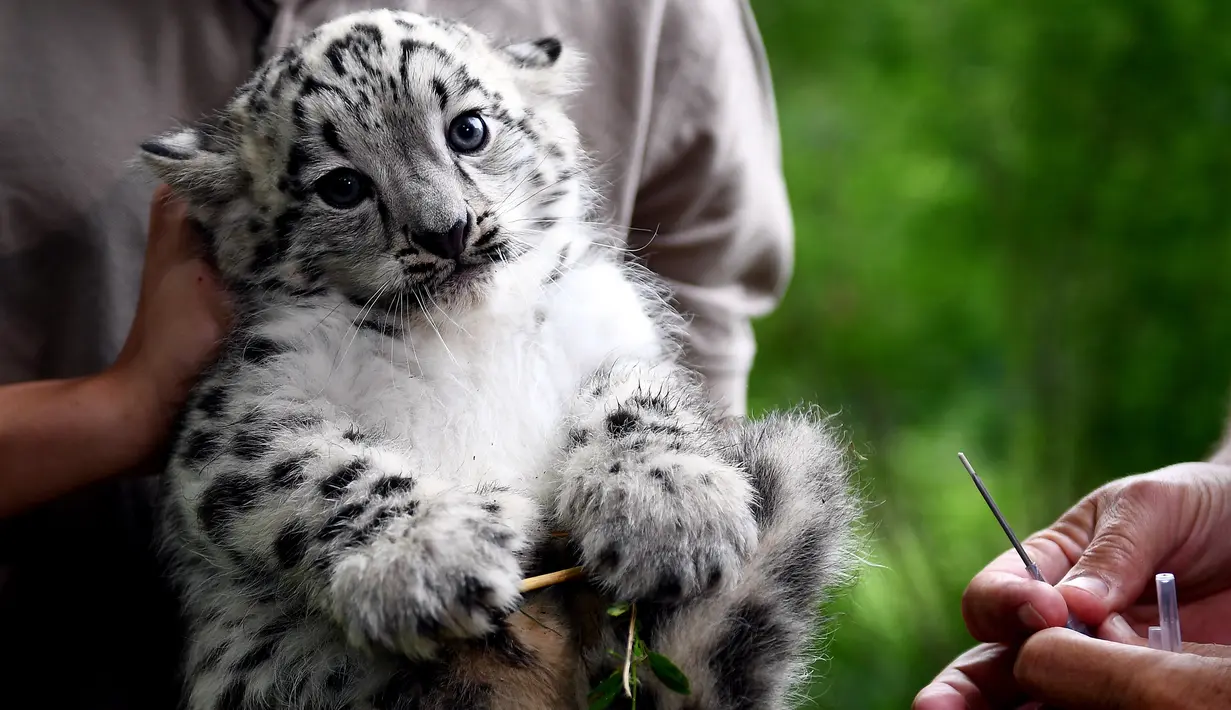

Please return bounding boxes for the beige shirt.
[0,0,792,416]
[0,1,791,706]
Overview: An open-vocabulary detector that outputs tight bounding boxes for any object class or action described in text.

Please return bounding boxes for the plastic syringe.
[958,453,1092,636]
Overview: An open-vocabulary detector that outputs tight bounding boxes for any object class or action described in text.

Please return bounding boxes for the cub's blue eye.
[447,113,488,153]
[314,168,370,209]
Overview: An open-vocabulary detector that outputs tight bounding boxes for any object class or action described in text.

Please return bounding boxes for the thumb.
[1053,490,1167,623]
[187,258,233,327]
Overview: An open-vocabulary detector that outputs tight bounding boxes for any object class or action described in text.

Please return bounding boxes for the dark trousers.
[0,477,183,709]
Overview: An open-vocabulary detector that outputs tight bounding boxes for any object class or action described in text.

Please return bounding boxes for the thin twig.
[518,566,584,592]
[514,532,577,592]
[622,604,637,698]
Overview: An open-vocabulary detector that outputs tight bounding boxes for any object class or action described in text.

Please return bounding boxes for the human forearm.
[695,363,751,418]
[0,369,162,518]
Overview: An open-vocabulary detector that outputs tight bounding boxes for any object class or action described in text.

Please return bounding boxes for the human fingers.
[1100,612,1231,659]
[913,643,1031,710]
[1117,587,1231,645]
[962,532,1085,643]
[117,186,185,365]
[1053,468,1231,626]
[1016,627,1231,709]
[144,185,230,327]
[115,186,231,410]
[147,184,209,264]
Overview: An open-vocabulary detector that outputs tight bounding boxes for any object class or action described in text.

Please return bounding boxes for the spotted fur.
[140,10,860,709]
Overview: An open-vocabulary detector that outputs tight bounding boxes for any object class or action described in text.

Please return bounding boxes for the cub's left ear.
[138,124,241,205]
[502,37,563,68]
[500,37,582,97]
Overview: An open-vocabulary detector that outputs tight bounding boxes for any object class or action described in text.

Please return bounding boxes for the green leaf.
[647,652,691,696]
[633,635,648,662]
[587,671,623,710]
[607,602,631,617]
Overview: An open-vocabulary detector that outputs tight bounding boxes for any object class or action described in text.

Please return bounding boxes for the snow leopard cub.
[141,9,859,710]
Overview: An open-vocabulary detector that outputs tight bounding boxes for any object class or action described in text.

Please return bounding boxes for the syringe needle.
[957,452,1091,636]
[958,452,1039,580]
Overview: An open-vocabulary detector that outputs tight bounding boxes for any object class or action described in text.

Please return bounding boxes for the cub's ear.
[502,37,563,68]
[138,124,240,204]
[500,36,583,98]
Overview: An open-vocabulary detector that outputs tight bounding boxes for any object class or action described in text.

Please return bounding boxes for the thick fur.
[141,10,860,709]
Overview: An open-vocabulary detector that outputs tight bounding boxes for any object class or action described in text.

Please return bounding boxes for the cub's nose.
[414,217,471,260]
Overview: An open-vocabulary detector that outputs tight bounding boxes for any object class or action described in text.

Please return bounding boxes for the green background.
[746,1,1231,707]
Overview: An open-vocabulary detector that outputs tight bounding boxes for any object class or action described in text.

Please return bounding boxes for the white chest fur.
[248,245,663,502]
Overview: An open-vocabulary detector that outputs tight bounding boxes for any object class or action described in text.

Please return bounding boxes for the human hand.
[108,184,232,429]
[1012,623,1231,709]
[913,461,1231,709]
[0,186,232,514]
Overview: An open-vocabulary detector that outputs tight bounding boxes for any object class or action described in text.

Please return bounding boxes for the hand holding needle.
[958,452,1091,636]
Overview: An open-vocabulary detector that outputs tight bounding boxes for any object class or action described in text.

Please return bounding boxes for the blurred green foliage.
[746,1,1231,706]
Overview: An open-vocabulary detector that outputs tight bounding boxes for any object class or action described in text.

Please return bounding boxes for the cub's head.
[139,10,587,308]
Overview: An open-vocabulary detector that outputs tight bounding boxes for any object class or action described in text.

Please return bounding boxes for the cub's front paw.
[560,448,757,603]
[329,486,538,658]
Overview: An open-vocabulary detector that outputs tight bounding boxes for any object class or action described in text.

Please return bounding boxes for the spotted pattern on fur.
[140,9,861,709]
